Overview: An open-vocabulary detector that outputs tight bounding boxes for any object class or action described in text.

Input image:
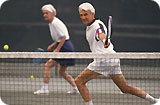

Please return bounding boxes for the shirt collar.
[88,19,96,26]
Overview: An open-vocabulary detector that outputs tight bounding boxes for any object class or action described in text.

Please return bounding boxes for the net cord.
[0,52,160,59]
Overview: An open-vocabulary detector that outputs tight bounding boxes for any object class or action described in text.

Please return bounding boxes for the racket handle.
[103,38,108,45]
[102,38,108,45]
[103,38,110,48]
[105,38,108,45]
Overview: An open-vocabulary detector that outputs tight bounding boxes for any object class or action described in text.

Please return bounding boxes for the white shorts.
[87,58,122,77]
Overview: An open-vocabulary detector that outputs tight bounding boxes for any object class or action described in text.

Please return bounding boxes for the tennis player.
[34,4,79,95]
[75,2,159,105]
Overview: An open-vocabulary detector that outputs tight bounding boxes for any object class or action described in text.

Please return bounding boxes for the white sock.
[85,100,93,105]
[42,84,48,90]
[73,86,78,91]
[145,94,157,104]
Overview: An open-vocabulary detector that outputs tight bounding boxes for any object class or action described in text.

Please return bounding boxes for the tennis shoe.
[67,89,79,94]
[153,98,160,105]
[34,88,49,95]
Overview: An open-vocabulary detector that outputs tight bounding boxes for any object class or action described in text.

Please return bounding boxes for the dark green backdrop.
[0,0,160,52]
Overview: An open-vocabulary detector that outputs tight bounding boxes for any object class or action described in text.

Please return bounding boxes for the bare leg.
[75,68,101,102]
[34,59,57,94]
[110,74,158,104]
[110,74,147,99]
[59,65,76,87]
[44,59,57,84]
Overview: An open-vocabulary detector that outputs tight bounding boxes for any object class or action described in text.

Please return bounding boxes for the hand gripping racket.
[105,16,112,46]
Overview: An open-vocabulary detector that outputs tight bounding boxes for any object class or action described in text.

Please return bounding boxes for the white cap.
[79,2,95,14]
[42,4,56,15]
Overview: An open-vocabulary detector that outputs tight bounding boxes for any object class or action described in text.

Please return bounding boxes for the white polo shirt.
[86,19,122,76]
[86,19,115,53]
[49,17,69,42]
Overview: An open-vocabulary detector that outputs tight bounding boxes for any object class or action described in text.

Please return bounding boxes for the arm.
[98,33,110,48]
[54,36,66,52]
[48,41,57,51]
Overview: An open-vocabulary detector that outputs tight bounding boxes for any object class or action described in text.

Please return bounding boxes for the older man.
[75,2,159,105]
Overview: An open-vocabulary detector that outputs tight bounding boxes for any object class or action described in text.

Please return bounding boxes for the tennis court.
[0,0,160,105]
[0,52,160,105]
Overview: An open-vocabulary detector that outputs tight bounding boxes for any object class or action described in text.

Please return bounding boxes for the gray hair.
[79,2,95,14]
[42,4,56,15]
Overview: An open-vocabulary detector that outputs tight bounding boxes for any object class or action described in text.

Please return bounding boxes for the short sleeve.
[54,21,69,37]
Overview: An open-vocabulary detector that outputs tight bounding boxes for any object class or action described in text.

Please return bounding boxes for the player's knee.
[45,62,49,67]
[75,77,83,87]
[45,62,53,68]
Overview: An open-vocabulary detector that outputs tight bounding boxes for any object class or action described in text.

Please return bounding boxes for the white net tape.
[0,52,160,59]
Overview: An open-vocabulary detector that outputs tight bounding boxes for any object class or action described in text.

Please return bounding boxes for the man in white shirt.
[34,4,79,95]
[75,2,159,105]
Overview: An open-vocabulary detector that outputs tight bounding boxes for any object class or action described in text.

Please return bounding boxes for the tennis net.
[0,52,160,105]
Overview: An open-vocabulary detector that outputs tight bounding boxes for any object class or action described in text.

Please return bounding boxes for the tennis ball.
[3,45,9,51]
[30,75,34,80]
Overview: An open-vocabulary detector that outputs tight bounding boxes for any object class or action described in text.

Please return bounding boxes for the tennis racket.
[33,46,55,64]
[105,16,112,46]
[33,48,48,64]
[32,48,46,64]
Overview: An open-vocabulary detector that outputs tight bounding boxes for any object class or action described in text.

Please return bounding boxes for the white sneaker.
[153,98,160,105]
[34,88,49,95]
[67,89,79,94]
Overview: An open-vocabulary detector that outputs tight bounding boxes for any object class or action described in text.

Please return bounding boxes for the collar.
[88,18,99,26]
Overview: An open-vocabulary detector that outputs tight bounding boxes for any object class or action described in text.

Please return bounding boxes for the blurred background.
[0,0,160,52]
